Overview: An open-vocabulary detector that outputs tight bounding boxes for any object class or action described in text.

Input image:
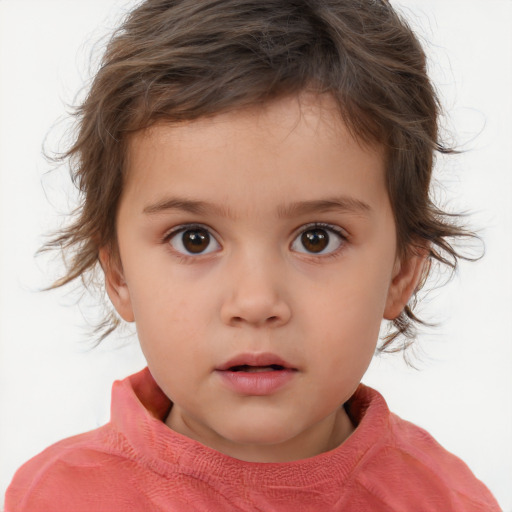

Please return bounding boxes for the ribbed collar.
[110,367,390,494]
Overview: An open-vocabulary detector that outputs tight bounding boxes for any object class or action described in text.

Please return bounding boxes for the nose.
[220,251,292,328]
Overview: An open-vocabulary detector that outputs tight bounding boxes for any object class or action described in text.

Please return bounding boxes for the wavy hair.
[44,0,478,349]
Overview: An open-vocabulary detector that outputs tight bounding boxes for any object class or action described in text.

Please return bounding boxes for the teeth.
[230,365,284,372]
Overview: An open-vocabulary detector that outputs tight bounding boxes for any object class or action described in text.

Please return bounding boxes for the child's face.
[103,94,423,462]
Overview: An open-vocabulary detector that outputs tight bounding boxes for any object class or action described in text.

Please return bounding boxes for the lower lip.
[216,369,296,395]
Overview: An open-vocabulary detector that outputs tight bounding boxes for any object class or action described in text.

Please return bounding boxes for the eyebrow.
[143,198,228,216]
[276,197,372,218]
[142,196,372,218]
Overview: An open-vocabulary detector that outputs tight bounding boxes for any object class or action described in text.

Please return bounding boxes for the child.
[4,0,502,510]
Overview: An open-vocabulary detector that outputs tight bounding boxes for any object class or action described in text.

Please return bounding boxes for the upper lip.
[216,352,296,371]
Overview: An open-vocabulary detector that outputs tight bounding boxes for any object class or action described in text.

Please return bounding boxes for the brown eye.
[291,225,345,255]
[169,226,220,255]
[182,229,210,253]
[301,229,329,253]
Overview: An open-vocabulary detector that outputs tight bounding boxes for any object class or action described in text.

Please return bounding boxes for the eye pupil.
[301,229,329,253]
[183,229,210,253]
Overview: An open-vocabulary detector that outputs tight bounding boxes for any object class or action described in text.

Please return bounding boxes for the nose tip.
[229,312,287,328]
[220,250,292,328]
[220,283,292,328]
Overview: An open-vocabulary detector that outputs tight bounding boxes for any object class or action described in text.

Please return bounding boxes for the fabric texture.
[5,368,501,512]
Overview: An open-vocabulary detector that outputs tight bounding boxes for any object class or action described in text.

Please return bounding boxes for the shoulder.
[349,389,501,512]
[4,425,147,512]
[386,413,488,492]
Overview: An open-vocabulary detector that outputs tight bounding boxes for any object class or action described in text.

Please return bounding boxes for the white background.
[0,0,511,509]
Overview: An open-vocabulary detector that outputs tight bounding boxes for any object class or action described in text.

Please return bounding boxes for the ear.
[98,247,135,322]
[384,249,427,320]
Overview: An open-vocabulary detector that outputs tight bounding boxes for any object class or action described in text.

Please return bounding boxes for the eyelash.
[291,222,348,260]
[162,223,220,262]
[162,222,348,262]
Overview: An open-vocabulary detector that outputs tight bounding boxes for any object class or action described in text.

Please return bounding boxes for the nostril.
[230,315,279,325]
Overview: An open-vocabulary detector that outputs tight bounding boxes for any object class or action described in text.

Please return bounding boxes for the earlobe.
[98,247,135,322]
[383,251,427,320]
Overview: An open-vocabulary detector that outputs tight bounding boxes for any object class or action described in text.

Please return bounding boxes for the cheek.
[300,260,392,373]
[129,275,218,359]
[308,260,391,330]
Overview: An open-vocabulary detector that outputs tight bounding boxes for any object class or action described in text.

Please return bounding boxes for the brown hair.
[45,0,477,349]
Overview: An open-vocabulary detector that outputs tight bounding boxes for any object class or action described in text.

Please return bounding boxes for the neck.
[166,405,355,463]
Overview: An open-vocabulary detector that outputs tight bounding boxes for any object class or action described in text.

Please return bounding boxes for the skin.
[101,94,425,463]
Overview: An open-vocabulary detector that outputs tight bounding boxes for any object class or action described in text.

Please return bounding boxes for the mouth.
[216,353,297,373]
[227,364,287,373]
[216,353,297,395]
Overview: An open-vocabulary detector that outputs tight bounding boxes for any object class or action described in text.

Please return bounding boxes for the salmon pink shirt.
[5,368,500,511]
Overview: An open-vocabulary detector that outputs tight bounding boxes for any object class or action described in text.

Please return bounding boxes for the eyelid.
[290,222,348,256]
[163,223,222,256]
[292,222,348,240]
[162,222,348,259]
[163,221,220,238]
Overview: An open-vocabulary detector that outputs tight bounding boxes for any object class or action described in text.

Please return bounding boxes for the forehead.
[122,94,388,218]
[129,94,345,154]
